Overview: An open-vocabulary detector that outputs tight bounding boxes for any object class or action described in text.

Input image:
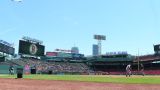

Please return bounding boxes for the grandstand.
[1,50,160,75]
[3,58,90,75]
[87,52,160,75]
[1,52,160,75]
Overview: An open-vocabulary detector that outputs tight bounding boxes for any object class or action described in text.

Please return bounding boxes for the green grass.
[0,74,160,84]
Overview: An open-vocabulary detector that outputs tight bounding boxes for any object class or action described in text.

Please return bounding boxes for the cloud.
[12,0,23,2]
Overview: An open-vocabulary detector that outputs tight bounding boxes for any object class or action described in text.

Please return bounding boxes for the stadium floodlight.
[94,35,106,55]
[94,35,106,40]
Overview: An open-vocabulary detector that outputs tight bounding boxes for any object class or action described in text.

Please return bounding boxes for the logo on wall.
[29,44,38,55]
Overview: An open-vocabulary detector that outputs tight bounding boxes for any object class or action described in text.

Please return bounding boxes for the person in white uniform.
[126,64,131,77]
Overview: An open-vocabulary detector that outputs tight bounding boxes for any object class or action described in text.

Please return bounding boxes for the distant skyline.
[0,0,160,56]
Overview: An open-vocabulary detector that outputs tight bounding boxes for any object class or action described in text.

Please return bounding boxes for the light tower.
[94,35,106,55]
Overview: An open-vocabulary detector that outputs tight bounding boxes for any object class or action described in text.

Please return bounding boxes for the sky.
[0,0,160,56]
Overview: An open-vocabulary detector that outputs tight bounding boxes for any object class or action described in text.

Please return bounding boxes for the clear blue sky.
[0,0,160,56]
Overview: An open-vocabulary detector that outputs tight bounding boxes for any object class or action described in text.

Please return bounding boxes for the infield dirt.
[0,78,159,90]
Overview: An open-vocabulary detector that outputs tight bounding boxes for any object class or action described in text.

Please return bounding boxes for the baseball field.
[0,75,160,90]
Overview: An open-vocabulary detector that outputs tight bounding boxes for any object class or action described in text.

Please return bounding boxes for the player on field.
[140,64,145,76]
[9,65,14,75]
[126,64,131,77]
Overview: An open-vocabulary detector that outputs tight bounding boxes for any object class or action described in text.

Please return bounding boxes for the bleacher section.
[134,54,160,62]
[1,53,160,75]
[2,59,90,74]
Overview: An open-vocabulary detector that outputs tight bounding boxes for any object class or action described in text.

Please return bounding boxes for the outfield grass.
[0,74,160,84]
